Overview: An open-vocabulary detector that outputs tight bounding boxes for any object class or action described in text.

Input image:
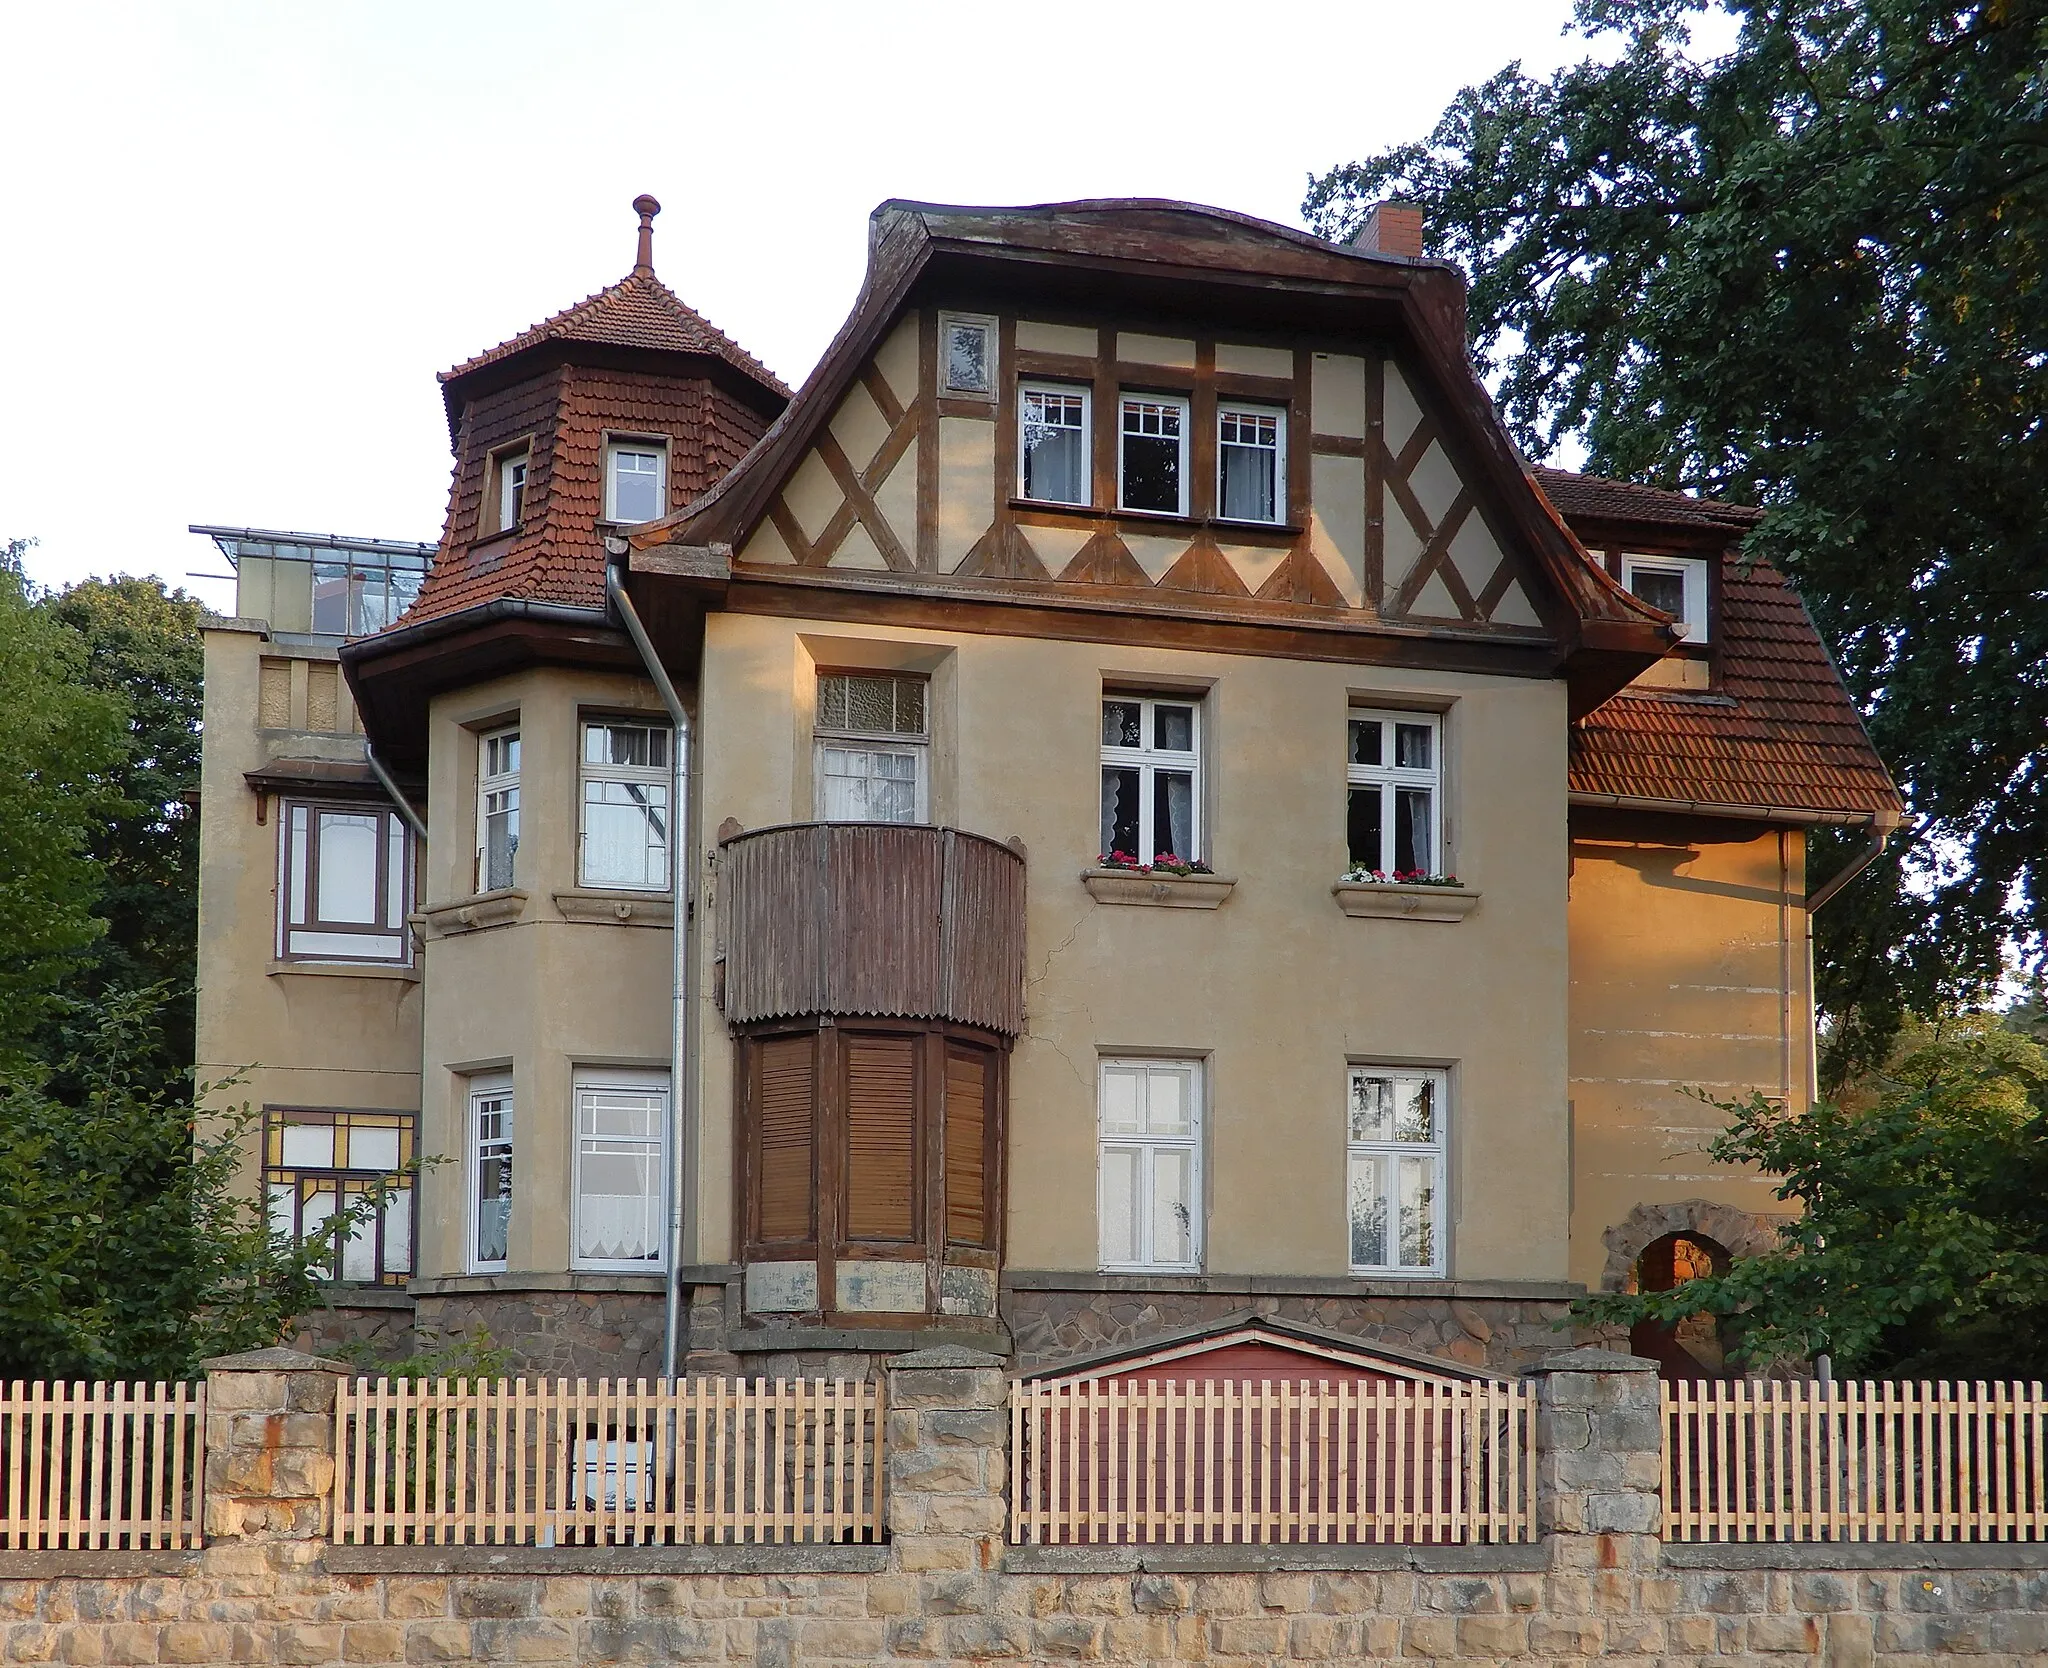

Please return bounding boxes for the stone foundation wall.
[9,1346,2042,1665]
[1005,1282,1590,1372]
[410,1287,669,1378]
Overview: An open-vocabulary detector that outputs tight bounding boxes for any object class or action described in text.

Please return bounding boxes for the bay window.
[573,1069,667,1270]
[1346,1067,1446,1275]
[469,1075,513,1273]
[476,728,520,892]
[1346,709,1442,878]
[1100,694,1201,865]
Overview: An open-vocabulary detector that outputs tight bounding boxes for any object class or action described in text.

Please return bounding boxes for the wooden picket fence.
[0,1381,205,1550]
[1010,1377,1536,1545]
[333,1376,884,1545]
[1665,1378,2048,1541]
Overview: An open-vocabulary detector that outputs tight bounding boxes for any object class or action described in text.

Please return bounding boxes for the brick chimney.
[1350,200,1424,259]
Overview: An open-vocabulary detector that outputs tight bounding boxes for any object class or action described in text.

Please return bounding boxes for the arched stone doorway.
[1627,1231,1729,1379]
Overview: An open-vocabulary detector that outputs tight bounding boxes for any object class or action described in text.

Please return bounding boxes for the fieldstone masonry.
[1,1346,2044,1662]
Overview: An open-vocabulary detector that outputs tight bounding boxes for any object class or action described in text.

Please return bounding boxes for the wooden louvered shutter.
[754,1034,816,1243]
[944,1045,988,1245]
[842,1035,917,1241]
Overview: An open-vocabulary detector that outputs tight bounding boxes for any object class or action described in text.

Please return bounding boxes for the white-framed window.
[263,1108,416,1285]
[573,1068,668,1271]
[277,800,412,963]
[580,719,670,890]
[1217,403,1285,523]
[1119,393,1189,516]
[1346,709,1442,879]
[1620,553,1710,644]
[486,446,529,535]
[476,728,520,893]
[605,439,667,524]
[940,312,996,397]
[1346,1067,1446,1275]
[468,1075,514,1273]
[1099,1058,1203,1272]
[1100,694,1201,865]
[1019,382,1090,506]
[814,670,928,824]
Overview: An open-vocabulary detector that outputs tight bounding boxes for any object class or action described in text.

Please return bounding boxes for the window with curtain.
[1217,403,1284,523]
[1346,709,1442,878]
[1099,694,1201,865]
[1099,1058,1202,1272]
[263,1108,416,1285]
[573,1070,667,1270]
[1346,1068,1446,1274]
[469,1076,514,1272]
[1620,553,1710,643]
[476,728,520,892]
[606,440,666,524]
[580,719,670,889]
[278,800,411,963]
[1019,383,1090,505]
[814,671,928,824]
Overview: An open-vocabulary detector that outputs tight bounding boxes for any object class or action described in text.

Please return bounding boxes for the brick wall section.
[2,1347,2046,1663]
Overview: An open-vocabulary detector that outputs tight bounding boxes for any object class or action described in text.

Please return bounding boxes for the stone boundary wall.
[0,1346,2043,1664]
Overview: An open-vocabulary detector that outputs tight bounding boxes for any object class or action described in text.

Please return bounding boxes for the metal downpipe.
[605,562,695,1383]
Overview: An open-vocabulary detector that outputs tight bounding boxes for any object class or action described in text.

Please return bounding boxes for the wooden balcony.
[718,823,1026,1037]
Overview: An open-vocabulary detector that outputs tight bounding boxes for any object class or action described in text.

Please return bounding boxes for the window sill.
[267,959,420,982]
[1008,500,1302,540]
[1081,869,1236,909]
[1331,881,1481,922]
[415,889,527,939]
[552,888,674,927]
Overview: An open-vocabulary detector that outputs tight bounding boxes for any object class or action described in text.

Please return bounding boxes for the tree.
[1304,0,2048,1085]
[0,541,125,1061]
[0,991,351,1381]
[40,577,204,1089]
[1578,1020,2048,1375]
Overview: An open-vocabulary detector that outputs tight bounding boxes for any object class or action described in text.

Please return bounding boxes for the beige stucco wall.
[412,666,673,1282]
[694,612,1575,1284]
[195,622,421,1186]
[1565,813,1809,1288]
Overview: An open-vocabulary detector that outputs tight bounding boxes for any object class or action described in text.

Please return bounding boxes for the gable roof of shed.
[1018,1312,1508,1386]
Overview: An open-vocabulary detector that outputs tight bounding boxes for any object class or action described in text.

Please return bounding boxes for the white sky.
[0,0,1708,612]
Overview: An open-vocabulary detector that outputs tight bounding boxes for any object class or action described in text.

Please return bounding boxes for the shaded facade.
[194,195,1898,1379]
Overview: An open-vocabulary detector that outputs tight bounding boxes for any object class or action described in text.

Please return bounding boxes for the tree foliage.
[0,541,125,1061]
[1578,1020,2048,1374]
[0,991,352,1381]
[1305,0,2048,1083]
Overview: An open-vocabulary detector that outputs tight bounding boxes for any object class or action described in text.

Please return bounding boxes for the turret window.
[477,728,521,892]
[606,440,667,524]
[484,445,529,536]
[580,719,671,889]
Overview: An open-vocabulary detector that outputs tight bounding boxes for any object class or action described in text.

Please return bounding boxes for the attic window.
[1621,554,1709,644]
[940,313,996,397]
[606,439,667,524]
[485,445,529,536]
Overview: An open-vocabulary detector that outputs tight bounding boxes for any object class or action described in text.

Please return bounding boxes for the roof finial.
[632,194,661,276]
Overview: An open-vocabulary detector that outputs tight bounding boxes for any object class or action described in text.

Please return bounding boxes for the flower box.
[1081,868,1238,910]
[1331,880,1481,922]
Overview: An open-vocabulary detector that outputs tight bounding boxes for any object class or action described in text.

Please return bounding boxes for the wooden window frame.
[578,716,672,891]
[1117,391,1192,518]
[467,1074,514,1275]
[603,434,669,525]
[571,1066,668,1274]
[277,798,412,964]
[262,1107,418,1287]
[1345,1065,1448,1277]
[476,726,521,894]
[1345,709,1445,879]
[1215,400,1287,526]
[938,311,998,400]
[1099,692,1205,866]
[736,1018,1008,1323]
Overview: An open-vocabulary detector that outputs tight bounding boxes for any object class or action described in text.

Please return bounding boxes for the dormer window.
[606,439,667,524]
[1621,553,1710,644]
[484,445,529,536]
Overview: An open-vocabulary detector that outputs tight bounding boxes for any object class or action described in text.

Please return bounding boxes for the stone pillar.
[200,1346,346,1540]
[1530,1345,1662,1550]
[884,1346,1008,1575]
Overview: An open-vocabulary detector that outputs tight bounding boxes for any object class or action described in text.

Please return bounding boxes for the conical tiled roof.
[441,267,789,397]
